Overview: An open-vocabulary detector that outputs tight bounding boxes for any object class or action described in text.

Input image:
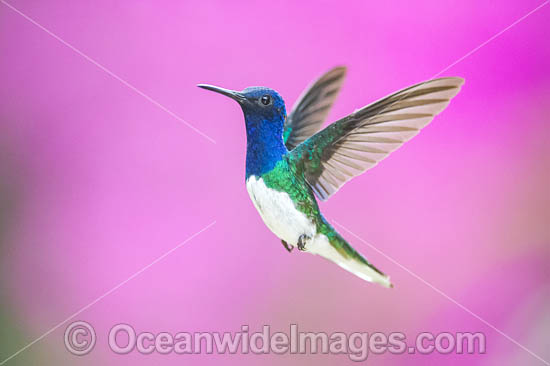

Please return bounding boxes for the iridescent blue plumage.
[238,87,288,178]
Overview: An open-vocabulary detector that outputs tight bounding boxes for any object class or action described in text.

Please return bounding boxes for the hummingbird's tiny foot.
[281,240,294,253]
[297,234,310,251]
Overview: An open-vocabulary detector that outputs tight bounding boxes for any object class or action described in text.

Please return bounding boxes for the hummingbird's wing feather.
[290,77,464,201]
[284,66,347,150]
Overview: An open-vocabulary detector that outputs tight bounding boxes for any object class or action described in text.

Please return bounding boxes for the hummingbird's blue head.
[198,83,289,177]
[238,87,287,124]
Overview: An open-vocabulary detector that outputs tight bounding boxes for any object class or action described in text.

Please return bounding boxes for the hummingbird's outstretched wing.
[289,77,464,201]
[283,66,347,151]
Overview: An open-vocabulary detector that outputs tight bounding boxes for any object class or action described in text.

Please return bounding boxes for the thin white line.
[334,221,550,366]
[0,0,216,144]
[0,221,216,365]
[351,0,549,135]
[432,0,549,78]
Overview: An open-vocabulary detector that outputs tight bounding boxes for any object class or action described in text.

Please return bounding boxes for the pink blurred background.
[0,0,548,365]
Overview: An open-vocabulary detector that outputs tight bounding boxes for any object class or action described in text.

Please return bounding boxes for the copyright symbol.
[64,321,96,355]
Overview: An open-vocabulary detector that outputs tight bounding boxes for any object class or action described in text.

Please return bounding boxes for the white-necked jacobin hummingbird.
[199,67,463,287]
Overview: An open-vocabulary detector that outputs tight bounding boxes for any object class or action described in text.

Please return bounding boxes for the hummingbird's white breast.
[245,175,392,287]
[246,175,316,246]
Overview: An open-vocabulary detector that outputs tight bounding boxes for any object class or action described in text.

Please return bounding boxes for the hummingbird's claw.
[281,240,294,253]
[297,234,310,251]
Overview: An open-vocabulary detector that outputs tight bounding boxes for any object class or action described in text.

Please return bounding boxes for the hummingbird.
[199,67,463,287]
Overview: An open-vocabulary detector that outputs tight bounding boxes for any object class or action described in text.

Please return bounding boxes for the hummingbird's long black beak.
[197,84,245,103]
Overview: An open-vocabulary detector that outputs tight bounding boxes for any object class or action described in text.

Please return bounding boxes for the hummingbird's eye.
[260,95,272,106]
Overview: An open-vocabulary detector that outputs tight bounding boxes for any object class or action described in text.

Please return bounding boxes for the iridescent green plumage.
[261,157,383,271]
